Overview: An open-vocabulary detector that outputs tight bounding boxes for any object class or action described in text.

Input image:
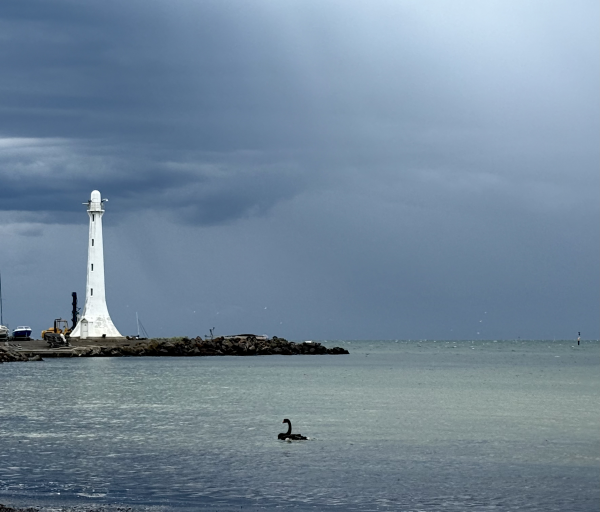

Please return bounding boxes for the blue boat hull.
[12,329,32,339]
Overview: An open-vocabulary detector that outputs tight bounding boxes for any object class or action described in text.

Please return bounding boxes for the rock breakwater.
[0,347,30,363]
[69,336,348,358]
[3,336,349,362]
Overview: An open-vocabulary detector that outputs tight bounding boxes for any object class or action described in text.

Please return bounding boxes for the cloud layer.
[1,0,598,339]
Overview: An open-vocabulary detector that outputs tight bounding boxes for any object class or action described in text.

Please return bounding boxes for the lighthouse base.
[70,315,123,339]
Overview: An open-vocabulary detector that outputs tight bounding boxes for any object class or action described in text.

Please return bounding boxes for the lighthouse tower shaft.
[70,190,122,339]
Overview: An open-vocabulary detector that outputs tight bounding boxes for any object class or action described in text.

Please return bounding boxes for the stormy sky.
[1,0,598,340]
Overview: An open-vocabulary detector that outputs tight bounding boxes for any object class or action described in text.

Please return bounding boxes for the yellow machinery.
[41,318,72,341]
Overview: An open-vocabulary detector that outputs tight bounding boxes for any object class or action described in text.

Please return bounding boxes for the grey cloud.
[0,0,598,339]
[0,0,316,147]
[0,137,310,225]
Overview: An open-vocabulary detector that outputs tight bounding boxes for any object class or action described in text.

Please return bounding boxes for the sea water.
[0,340,598,511]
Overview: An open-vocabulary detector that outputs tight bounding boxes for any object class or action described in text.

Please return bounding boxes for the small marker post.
[577,332,580,346]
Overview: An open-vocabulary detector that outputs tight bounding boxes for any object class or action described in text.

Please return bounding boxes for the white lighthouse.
[70,190,123,339]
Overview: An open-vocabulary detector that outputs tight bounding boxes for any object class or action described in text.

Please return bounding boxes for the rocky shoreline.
[0,347,32,363]
[1,336,348,362]
[0,505,163,512]
[0,506,134,512]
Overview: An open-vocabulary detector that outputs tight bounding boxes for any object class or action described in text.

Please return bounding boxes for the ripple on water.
[0,342,599,511]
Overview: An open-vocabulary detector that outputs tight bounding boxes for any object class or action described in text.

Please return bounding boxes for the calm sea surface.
[1,340,598,511]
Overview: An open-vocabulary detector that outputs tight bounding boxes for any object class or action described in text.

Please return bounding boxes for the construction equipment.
[41,293,80,347]
[45,332,69,348]
[42,318,72,345]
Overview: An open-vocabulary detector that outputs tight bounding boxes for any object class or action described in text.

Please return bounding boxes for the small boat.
[0,273,7,340]
[12,326,32,340]
[126,312,149,340]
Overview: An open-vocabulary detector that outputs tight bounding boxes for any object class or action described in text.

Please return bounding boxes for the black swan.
[278,418,307,440]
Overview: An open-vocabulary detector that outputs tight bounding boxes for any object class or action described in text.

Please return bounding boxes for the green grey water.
[1,340,598,511]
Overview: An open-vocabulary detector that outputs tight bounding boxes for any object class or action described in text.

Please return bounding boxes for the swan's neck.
[284,421,292,435]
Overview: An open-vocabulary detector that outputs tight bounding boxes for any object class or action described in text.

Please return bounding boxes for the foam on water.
[1,340,599,511]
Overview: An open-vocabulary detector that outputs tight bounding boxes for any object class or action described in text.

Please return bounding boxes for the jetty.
[1,335,348,363]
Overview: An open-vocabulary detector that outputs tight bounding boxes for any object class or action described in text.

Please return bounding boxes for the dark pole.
[72,292,78,329]
[578,332,581,346]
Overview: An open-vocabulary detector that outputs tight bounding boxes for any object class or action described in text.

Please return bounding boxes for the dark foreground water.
[1,340,599,511]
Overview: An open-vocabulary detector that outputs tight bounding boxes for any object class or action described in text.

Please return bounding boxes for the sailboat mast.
[136,312,140,338]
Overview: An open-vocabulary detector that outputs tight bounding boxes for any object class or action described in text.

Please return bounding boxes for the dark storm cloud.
[0,137,309,225]
[1,0,598,339]
[0,0,327,223]
[0,0,314,143]
[3,0,597,226]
